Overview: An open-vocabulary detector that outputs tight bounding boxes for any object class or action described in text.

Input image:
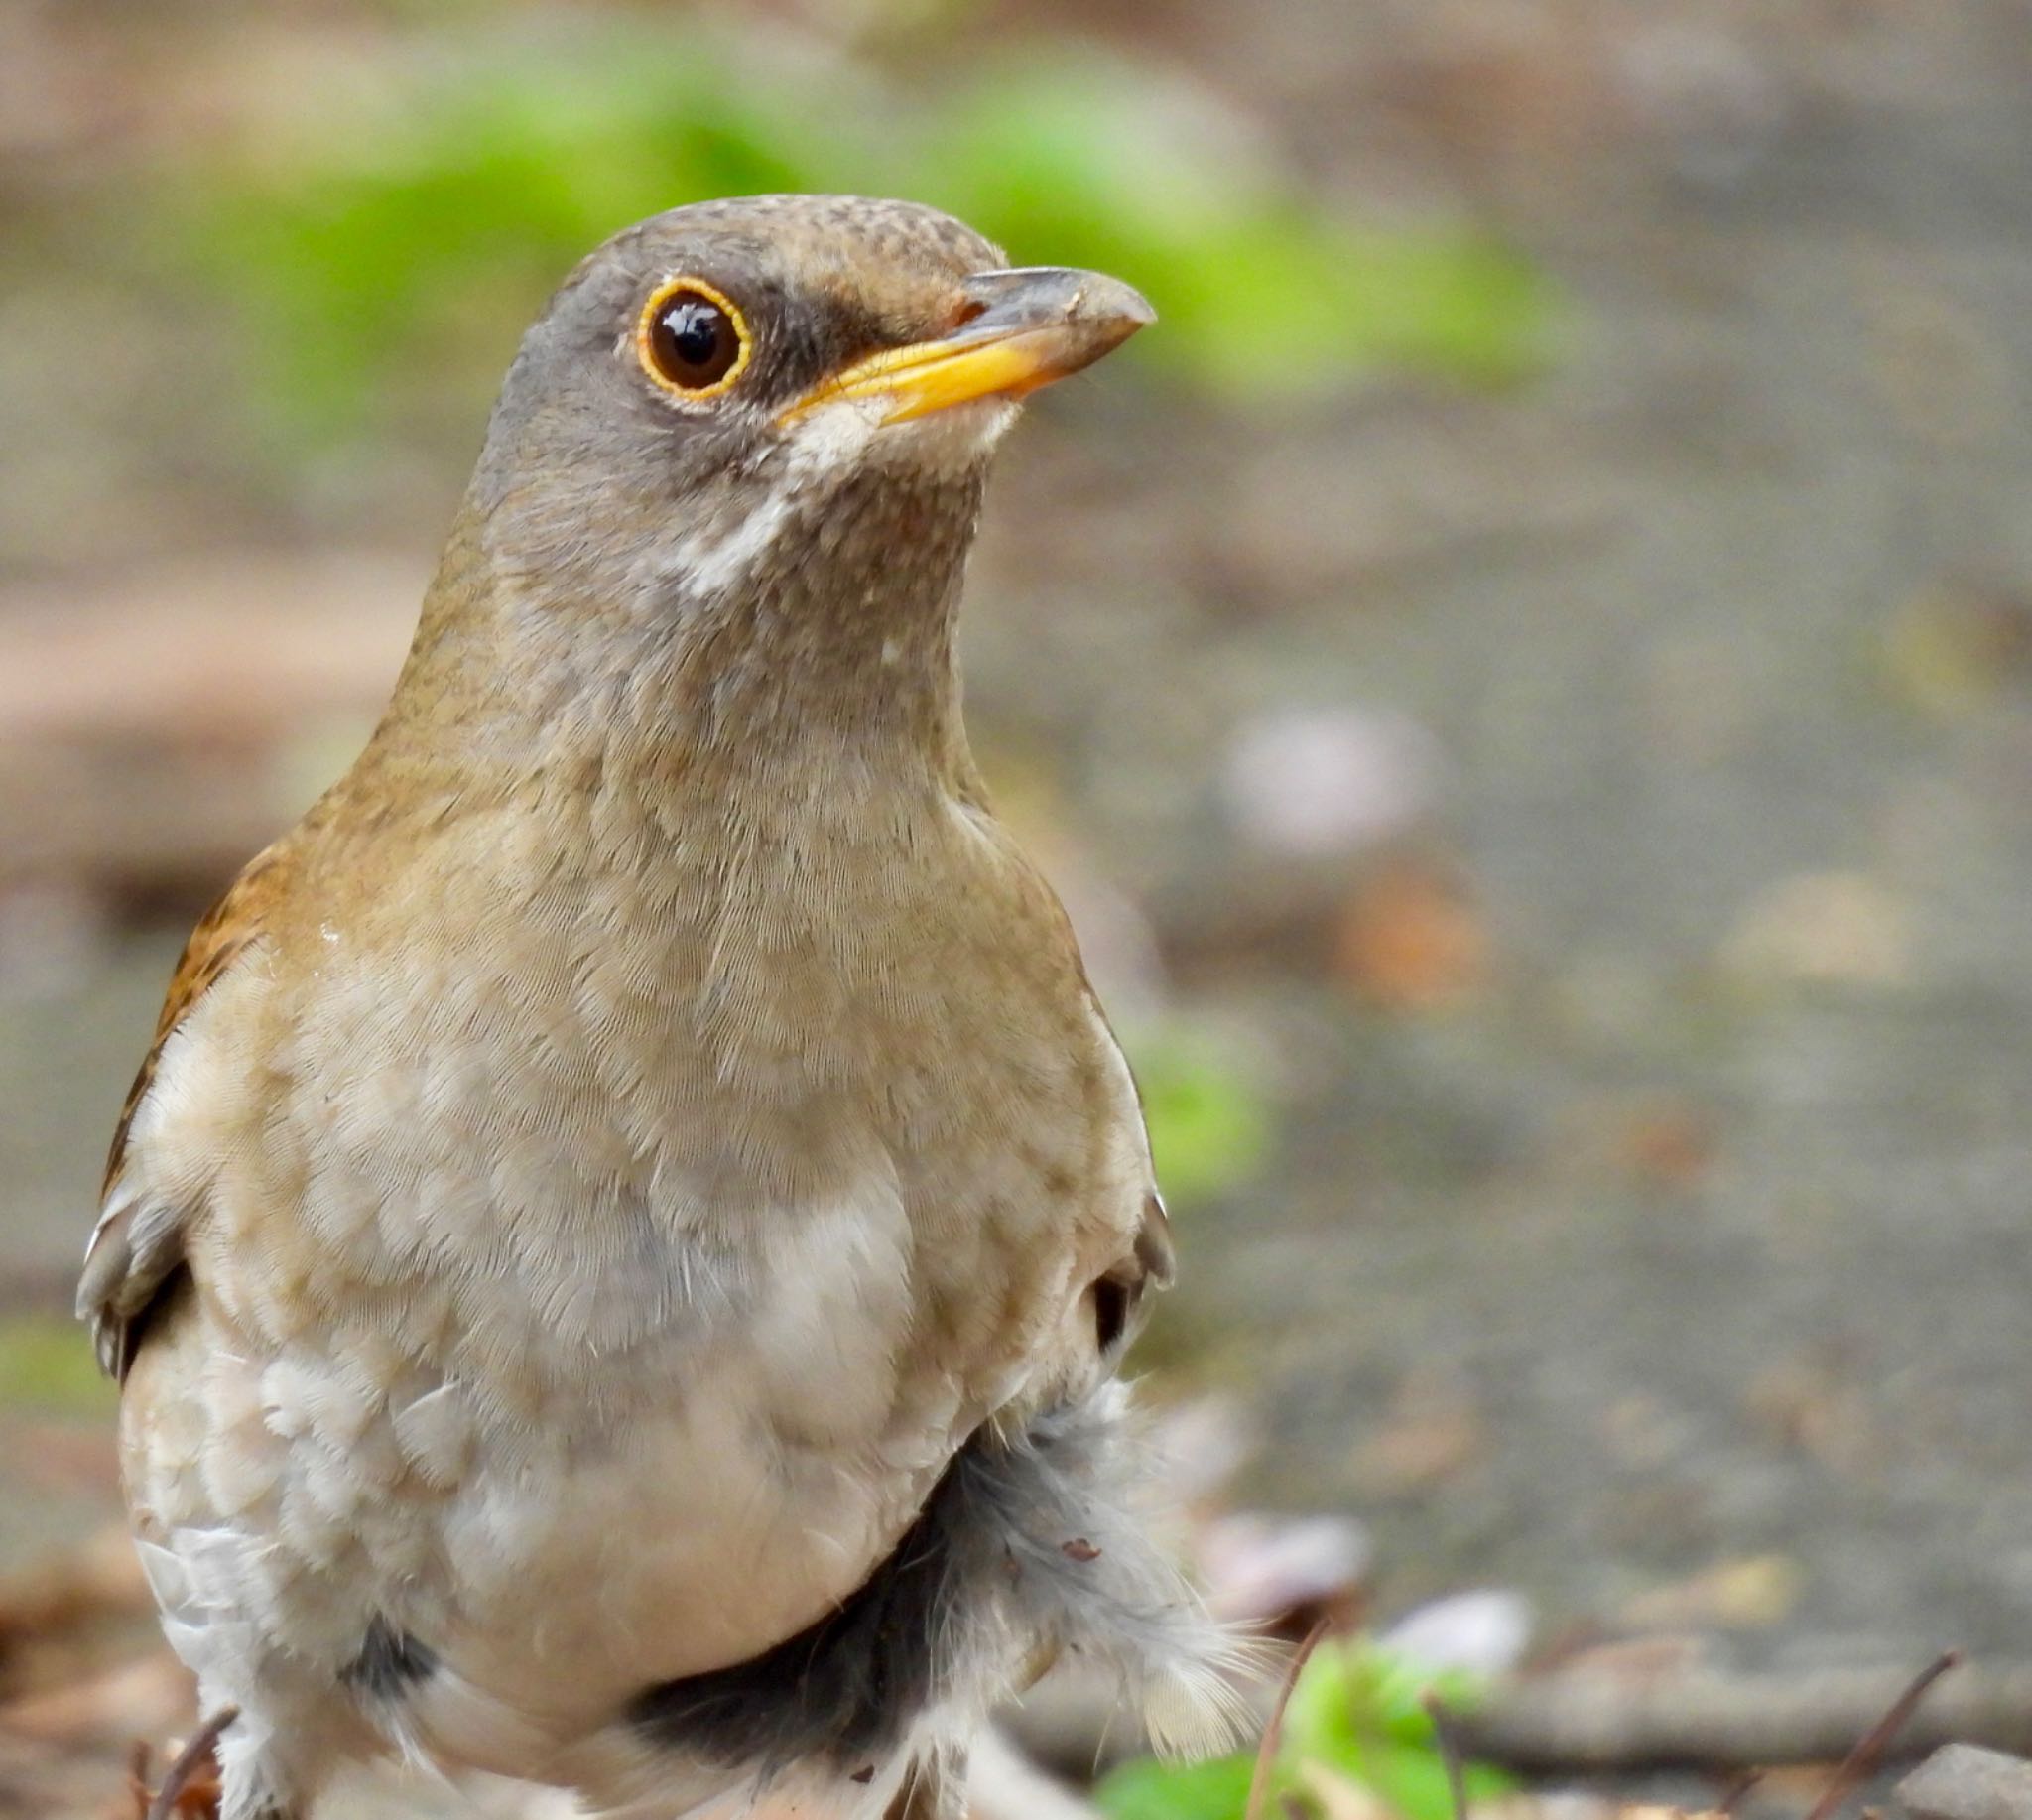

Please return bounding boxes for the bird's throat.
[361,462,989,813]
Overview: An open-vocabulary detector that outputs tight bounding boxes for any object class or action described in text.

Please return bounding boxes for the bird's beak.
[780,267,1156,427]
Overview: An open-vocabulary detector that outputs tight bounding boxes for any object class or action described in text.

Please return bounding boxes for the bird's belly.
[399,1362,952,1778]
[126,1186,966,1780]
[427,1328,956,1721]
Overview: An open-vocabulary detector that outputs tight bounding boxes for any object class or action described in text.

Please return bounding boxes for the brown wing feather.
[82,846,291,1379]
[101,846,287,1199]
[1090,1192,1175,1359]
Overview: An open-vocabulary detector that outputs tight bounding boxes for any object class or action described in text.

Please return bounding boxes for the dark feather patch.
[341,1616,438,1702]
[1092,1275,1133,1354]
[627,1436,977,1769]
[624,1386,1241,1787]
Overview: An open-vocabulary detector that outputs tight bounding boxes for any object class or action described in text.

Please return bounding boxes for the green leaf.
[1092,1636,1518,1820]
[1094,1750,1257,1820]
[1284,1640,1518,1820]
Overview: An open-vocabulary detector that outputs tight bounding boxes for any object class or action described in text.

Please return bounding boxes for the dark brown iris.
[645,289,744,392]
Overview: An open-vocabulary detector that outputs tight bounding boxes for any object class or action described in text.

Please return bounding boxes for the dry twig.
[141,1706,236,1820]
[1803,1652,1961,1820]
[1425,1692,1471,1820]
[1246,1621,1331,1820]
[1459,1655,2011,1774]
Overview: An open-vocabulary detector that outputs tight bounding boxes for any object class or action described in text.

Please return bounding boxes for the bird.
[78,195,1242,1820]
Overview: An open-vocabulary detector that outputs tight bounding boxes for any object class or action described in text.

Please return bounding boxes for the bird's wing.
[79,846,291,1381]
[1092,1188,1176,1361]
[1070,965,1178,1368]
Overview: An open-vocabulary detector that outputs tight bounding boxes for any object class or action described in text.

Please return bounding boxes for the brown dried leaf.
[1334,859,1488,1012]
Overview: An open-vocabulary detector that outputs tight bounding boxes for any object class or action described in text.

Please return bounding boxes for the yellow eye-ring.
[636,276,751,399]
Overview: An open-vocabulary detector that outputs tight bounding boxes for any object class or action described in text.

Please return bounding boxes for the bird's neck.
[354,472,989,821]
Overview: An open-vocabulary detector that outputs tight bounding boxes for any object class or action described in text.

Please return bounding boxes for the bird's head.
[417,195,1151,766]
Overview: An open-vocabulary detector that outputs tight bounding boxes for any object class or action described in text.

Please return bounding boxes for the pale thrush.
[81,195,1237,1820]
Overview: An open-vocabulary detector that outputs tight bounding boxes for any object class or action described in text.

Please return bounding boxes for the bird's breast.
[156,775,1137,1688]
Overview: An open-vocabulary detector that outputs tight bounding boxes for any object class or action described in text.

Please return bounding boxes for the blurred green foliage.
[0,1314,117,1419]
[1126,1021,1274,1205]
[1097,1634,1515,1820]
[155,20,1548,447]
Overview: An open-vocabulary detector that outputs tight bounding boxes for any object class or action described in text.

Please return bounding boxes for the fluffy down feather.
[610,1380,1251,1817]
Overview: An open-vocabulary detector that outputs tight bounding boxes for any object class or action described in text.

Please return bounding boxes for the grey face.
[447,195,1151,729]
[472,196,1013,538]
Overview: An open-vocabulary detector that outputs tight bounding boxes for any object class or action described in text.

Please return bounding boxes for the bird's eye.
[637,278,750,399]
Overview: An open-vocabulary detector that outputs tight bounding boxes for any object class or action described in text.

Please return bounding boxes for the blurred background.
[6,0,2032,1815]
